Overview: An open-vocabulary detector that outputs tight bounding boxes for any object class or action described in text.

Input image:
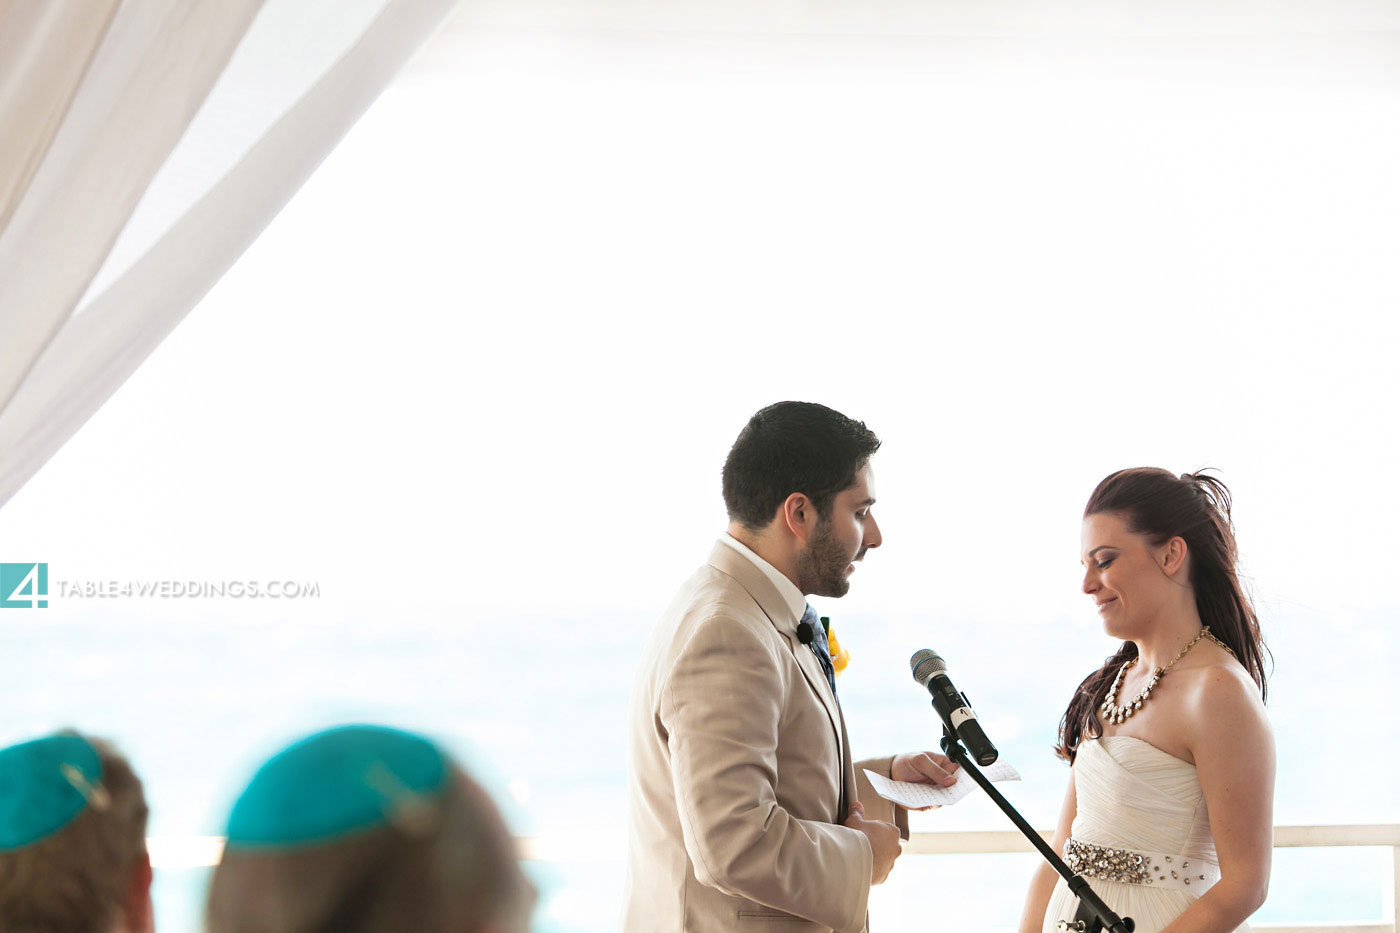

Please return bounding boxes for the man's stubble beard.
[796,517,853,598]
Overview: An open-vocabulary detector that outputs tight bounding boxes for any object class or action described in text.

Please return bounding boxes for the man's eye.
[855,510,868,520]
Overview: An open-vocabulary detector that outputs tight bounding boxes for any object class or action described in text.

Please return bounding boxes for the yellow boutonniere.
[826,623,850,675]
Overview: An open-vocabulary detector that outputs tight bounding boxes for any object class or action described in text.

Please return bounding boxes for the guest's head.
[1058,468,1269,759]
[206,725,534,933]
[722,401,883,597]
[0,732,154,933]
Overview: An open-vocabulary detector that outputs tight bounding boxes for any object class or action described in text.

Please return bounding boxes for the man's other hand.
[843,801,902,884]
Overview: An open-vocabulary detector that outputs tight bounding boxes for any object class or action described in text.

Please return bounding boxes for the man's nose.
[865,514,883,549]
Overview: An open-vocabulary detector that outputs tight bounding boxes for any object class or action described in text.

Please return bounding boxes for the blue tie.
[801,604,837,697]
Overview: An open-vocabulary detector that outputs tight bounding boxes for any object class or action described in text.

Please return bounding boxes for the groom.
[621,401,958,933]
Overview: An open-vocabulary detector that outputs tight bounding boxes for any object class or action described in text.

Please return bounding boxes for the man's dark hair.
[722,401,881,530]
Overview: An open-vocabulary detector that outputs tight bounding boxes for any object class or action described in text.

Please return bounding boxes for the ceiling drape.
[0,0,458,507]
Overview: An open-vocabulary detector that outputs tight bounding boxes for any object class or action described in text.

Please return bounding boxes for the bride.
[1019,468,1274,933]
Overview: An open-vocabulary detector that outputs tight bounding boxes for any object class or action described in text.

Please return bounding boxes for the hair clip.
[61,763,111,811]
[364,761,438,836]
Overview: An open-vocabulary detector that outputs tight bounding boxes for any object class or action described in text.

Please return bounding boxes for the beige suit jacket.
[621,543,908,933]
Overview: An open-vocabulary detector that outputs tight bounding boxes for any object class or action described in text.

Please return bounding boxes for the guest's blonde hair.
[0,734,149,933]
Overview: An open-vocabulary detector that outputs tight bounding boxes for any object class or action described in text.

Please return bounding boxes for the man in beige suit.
[622,401,959,932]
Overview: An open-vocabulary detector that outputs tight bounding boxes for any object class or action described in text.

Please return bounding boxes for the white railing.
[147,824,1399,931]
[897,824,1399,933]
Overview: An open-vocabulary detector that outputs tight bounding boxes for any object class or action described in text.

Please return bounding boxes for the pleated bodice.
[1042,736,1248,933]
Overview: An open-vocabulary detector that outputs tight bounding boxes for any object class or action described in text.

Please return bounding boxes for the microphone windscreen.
[909,649,947,685]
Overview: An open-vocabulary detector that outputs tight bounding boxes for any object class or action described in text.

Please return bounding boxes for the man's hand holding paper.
[865,759,1022,810]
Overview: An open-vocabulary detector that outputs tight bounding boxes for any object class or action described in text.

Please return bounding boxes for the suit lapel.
[787,631,845,765]
[836,695,856,821]
[707,543,847,778]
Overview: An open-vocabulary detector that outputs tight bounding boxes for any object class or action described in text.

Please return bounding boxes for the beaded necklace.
[1100,626,1234,725]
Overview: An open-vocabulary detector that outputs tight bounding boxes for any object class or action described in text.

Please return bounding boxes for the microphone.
[909,649,999,766]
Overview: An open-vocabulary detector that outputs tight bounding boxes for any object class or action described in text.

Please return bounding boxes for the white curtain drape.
[0,0,458,507]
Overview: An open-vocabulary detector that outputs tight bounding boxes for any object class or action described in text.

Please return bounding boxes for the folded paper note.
[863,759,1021,808]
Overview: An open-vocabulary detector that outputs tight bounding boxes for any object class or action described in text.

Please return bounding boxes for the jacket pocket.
[737,908,807,922]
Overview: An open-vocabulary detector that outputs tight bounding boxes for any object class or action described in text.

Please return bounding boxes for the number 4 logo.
[0,563,48,609]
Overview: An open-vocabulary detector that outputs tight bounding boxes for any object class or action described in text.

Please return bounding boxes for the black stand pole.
[937,725,1134,933]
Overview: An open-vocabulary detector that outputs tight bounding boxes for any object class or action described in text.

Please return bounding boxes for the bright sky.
[2,21,1396,930]
[7,25,1396,630]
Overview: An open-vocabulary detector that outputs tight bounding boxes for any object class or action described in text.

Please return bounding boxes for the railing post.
[1385,843,1397,931]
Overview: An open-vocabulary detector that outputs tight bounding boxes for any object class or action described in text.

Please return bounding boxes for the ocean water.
[5,601,1395,932]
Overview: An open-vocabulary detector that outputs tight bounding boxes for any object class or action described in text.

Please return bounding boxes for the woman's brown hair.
[1056,468,1270,762]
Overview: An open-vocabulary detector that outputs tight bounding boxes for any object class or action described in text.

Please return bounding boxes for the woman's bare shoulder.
[1179,655,1271,741]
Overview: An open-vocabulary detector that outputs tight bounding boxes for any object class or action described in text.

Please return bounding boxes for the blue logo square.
[1,563,48,609]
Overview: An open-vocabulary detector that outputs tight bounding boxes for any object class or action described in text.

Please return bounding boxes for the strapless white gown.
[1042,735,1248,933]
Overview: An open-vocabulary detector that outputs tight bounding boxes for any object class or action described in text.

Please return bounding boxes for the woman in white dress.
[1019,468,1274,933]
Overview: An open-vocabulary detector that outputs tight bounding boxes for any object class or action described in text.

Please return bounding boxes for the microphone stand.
[936,724,1135,933]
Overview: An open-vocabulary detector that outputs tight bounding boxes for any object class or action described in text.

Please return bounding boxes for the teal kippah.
[0,734,106,852]
[225,725,450,849]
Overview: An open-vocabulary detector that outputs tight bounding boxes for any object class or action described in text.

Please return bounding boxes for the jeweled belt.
[1064,837,1220,893]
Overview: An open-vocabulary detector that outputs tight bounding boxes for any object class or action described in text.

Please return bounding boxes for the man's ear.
[781,492,815,541]
[123,849,155,933]
[1161,536,1189,578]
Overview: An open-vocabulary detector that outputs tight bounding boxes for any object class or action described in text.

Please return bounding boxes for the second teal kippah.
[225,724,450,849]
[0,734,105,852]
